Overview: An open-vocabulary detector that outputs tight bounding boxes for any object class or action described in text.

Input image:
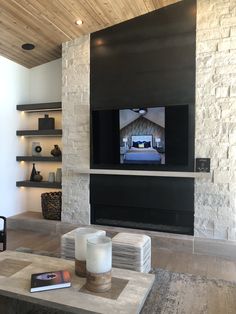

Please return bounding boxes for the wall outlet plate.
[196,158,210,172]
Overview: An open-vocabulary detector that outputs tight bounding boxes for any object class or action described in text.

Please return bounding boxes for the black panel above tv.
[90,0,196,109]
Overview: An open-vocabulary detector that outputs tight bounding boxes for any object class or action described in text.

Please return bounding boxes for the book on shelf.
[30,270,71,293]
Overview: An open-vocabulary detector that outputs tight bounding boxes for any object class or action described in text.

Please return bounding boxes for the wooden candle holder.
[75,259,86,277]
[85,270,112,293]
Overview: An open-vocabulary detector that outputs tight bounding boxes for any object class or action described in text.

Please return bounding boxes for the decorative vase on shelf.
[51,145,62,157]
[30,163,37,181]
[34,171,43,182]
[48,172,55,183]
[38,114,55,130]
[55,168,62,183]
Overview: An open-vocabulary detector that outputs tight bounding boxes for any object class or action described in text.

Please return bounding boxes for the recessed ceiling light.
[21,43,35,50]
[75,19,83,26]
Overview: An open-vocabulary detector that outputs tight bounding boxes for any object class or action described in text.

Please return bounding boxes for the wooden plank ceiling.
[0,0,181,68]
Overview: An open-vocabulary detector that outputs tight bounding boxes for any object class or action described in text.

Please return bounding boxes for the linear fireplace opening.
[90,174,194,236]
[95,219,193,236]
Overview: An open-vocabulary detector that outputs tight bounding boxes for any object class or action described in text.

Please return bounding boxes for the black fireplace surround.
[90,0,196,235]
[91,175,194,235]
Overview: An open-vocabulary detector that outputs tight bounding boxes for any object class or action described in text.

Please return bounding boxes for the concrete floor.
[6,228,236,283]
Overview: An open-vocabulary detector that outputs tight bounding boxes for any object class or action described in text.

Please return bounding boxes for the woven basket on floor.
[41,191,62,220]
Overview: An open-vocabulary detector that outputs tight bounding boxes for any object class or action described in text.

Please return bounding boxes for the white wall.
[0,57,62,217]
[0,56,30,217]
[29,58,62,103]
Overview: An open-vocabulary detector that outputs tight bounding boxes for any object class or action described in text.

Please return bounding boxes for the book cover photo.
[30,270,71,293]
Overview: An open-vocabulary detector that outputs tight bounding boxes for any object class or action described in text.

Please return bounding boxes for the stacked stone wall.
[195,0,236,239]
[62,35,90,224]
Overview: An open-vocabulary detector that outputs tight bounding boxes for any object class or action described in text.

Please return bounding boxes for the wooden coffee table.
[0,251,154,314]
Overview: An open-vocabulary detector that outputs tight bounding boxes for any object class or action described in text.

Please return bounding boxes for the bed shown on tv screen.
[120,107,165,165]
[122,135,162,164]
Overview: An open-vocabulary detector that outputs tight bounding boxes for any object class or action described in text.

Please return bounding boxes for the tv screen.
[119,107,165,165]
[91,104,194,171]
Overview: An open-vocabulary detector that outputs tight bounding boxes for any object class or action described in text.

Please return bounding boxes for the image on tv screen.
[119,107,165,165]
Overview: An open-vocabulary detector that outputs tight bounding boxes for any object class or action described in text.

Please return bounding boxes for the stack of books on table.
[112,232,151,273]
[61,229,77,259]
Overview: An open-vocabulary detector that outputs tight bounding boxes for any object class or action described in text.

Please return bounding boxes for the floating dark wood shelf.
[16,156,62,162]
[16,129,62,137]
[17,102,62,112]
[16,181,62,189]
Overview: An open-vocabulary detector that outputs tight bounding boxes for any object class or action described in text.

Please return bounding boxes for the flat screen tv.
[91,104,194,171]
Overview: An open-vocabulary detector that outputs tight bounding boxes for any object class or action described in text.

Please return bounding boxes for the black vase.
[30,163,37,181]
[51,145,62,157]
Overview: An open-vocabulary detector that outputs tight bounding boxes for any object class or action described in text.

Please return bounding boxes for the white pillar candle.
[86,236,112,274]
[75,228,106,261]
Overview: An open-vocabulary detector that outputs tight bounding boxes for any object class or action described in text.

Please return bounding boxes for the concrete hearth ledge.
[7,212,236,260]
[0,251,155,314]
[75,168,212,179]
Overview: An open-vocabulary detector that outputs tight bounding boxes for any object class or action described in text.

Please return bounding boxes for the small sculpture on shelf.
[30,163,43,182]
[32,142,42,156]
[34,171,43,182]
[51,144,62,157]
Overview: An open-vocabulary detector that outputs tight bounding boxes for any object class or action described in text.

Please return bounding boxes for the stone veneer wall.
[195,0,236,240]
[61,0,236,240]
[61,35,90,224]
